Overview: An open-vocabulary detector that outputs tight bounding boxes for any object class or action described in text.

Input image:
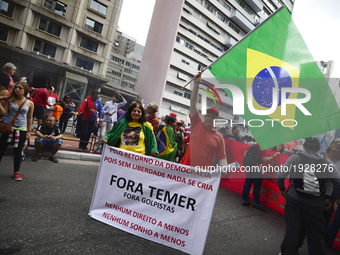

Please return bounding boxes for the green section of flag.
[209,7,340,149]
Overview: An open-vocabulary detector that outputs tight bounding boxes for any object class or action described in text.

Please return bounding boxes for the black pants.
[0,130,27,172]
[281,196,326,255]
[78,120,95,149]
[59,113,70,133]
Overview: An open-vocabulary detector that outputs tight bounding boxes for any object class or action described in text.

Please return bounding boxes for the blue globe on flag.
[252,66,292,108]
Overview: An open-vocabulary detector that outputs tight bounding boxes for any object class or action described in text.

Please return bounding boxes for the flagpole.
[181,6,286,90]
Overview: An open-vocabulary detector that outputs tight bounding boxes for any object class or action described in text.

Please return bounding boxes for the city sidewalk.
[22,131,102,162]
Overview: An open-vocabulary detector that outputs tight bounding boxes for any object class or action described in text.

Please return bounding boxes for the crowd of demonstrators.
[76,91,102,152]
[95,92,127,153]
[59,95,75,133]
[32,116,63,163]
[101,102,158,156]
[0,82,34,181]
[277,137,340,255]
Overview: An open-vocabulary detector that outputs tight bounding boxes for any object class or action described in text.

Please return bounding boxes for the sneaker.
[82,147,90,152]
[32,154,41,162]
[49,155,58,163]
[77,147,83,151]
[95,147,102,153]
[254,205,267,212]
[242,202,250,206]
[13,172,22,181]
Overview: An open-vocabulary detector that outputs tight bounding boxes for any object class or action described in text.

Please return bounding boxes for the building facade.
[102,30,143,103]
[0,0,123,106]
[137,0,294,133]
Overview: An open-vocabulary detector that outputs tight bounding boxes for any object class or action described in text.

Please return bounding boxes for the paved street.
[0,156,338,255]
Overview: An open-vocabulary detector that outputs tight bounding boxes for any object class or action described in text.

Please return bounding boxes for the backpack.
[292,153,327,197]
[243,145,260,167]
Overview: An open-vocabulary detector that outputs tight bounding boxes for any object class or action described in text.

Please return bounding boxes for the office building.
[0,0,123,106]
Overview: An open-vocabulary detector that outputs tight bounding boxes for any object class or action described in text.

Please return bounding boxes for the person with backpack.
[242,144,280,212]
[277,137,340,255]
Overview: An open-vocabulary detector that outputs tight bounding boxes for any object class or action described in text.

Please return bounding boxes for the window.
[39,18,62,37]
[89,0,107,16]
[43,0,67,16]
[85,17,103,34]
[75,56,94,71]
[0,25,8,41]
[80,36,98,52]
[33,40,57,58]
[111,56,124,64]
[174,91,183,97]
[0,0,14,18]
[217,0,231,12]
[184,92,191,99]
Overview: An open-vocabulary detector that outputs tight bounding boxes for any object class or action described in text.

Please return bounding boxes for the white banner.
[89,144,220,255]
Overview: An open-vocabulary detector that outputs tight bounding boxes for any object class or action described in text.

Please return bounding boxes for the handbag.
[0,99,27,134]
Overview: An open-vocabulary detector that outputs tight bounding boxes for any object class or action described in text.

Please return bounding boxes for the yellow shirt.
[119,122,149,155]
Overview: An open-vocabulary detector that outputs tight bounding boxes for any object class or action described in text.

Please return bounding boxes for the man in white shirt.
[95,92,127,153]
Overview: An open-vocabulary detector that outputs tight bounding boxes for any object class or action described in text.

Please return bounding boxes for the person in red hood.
[76,91,103,151]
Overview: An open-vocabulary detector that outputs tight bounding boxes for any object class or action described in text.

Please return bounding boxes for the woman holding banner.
[101,102,158,156]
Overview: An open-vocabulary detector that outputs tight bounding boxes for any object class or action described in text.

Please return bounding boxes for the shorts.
[33,105,45,120]
[35,137,63,151]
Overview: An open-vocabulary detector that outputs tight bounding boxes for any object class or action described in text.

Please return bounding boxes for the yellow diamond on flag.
[246,48,300,130]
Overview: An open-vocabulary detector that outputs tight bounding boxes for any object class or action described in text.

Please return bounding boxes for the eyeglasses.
[332,140,340,145]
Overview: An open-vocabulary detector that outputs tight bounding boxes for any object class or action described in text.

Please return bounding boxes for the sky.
[118,0,156,46]
[118,0,340,77]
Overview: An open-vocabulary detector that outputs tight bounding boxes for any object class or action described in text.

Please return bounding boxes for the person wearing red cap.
[180,73,227,169]
[169,112,177,118]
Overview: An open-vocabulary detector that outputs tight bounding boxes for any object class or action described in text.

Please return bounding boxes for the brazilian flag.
[209,7,340,149]
[156,125,178,162]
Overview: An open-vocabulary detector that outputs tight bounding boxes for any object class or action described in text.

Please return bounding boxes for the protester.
[174,120,185,163]
[155,116,177,162]
[51,101,64,124]
[95,92,127,153]
[324,138,340,247]
[116,99,139,123]
[225,126,241,142]
[32,87,50,127]
[0,73,10,123]
[46,86,58,116]
[115,107,125,125]
[3,62,16,93]
[101,102,158,156]
[146,101,159,135]
[76,91,103,151]
[59,95,75,133]
[32,116,63,163]
[277,137,340,255]
[27,87,35,100]
[180,73,227,168]
[0,82,34,181]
